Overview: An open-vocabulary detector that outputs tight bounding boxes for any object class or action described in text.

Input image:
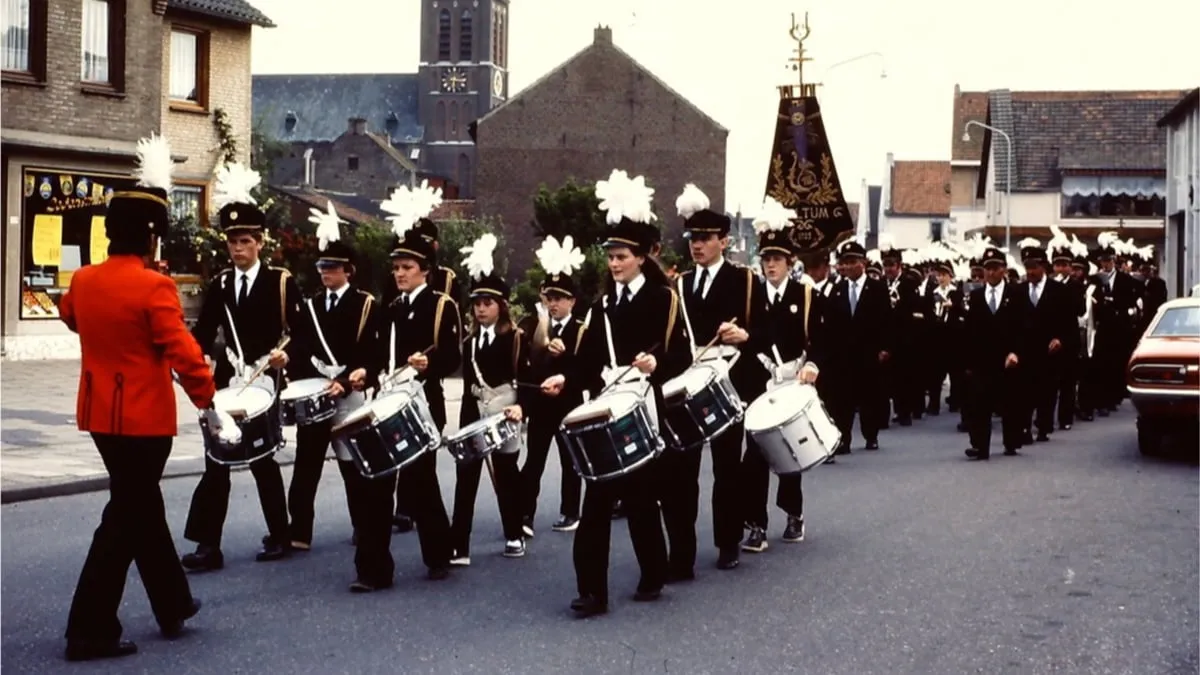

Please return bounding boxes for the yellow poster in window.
[90,216,109,265]
[31,214,63,266]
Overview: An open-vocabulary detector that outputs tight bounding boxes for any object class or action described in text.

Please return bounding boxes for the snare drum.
[445,412,522,463]
[200,386,283,466]
[279,377,338,426]
[557,390,664,482]
[744,382,840,474]
[662,360,744,450]
[331,386,440,479]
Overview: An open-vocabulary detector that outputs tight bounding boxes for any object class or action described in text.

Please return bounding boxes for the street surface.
[2,384,1197,674]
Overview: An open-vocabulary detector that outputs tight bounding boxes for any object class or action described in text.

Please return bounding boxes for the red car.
[1126,297,1200,454]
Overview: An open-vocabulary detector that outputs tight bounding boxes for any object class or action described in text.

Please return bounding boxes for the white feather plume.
[877,232,897,252]
[1047,225,1070,252]
[308,201,345,251]
[409,179,444,220]
[952,259,971,281]
[1140,244,1155,259]
[595,169,656,226]
[536,235,586,277]
[461,233,498,280]
[901,249,923,267]
[1068,234,1088,258]
[753,196,795,233]
[1007,253,1024,276]
[133,133,173,191]
[1097,231,1120,249]
[866,249,882,265]
[675,183,710,220]
[1017,237,1042,249]
[380,186,418,238]
[212,162,261,209]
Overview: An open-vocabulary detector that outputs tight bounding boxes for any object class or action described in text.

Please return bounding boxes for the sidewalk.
[0,360,463,503]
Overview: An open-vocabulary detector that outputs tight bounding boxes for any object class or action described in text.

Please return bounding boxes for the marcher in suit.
[925,257,966,416]
[741,201,824,548]
[669,183,769,572]
[1015,238,1075,443]
[1047,233,1085,431]
[540,169,690,617]
[822,240,892,452]
[963,247,1029,460]
[181,162,301,571]
[60,135,210,661]
[519,236,587,536]
[1088,233,1144,414]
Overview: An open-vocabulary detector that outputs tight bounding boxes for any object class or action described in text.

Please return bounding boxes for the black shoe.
[1036,432,1051,443]
[571,595,608,617]
[897,417,913,427]
[865,440,880,451]
[716,547,740,570]
[1097,409,1109,418]
[1003,448,1019,456]
[393,514,415,533]
[64,639,138,662]
[1059,423,1072,431]
[926,407,940,416]
[256,539,290,562]
[181,545,223,572]
[741,526,768,553]
[665,568,695,584]
[782,516,806,543]
[428,565,451,581]
[965,448,989,461]
[912,413,924,421]
[957,422,969,432]
[633,588,662,602]
[160,598,202,639]
[834,440,851,456]
[551,515,579,532]
[1021,431,1035,446]
[1079,413,1094,422]
[349,578,393,593]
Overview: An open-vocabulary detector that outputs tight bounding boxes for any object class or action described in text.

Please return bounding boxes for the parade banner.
[763,95,855,256]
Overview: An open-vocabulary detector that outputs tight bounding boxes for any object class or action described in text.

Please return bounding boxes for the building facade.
[1,0,272,360]
[1158,88,1200,298]
[878,154,953,248]
[473,26,728,281]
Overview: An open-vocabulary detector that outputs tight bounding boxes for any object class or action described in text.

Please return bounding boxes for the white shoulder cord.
[223,304,246,365]
[601,296,618,369]
[306,298,340,366]
[388,322,397,375]
[675,275,698,353]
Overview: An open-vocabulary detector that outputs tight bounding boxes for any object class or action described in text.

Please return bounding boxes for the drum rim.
[564,389,642,422]
[280,377,333,399]
[212,387,274,416]
[449,413,518,442]
[744,392,817,431]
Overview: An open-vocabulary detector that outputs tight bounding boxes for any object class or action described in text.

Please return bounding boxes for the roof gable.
[951,87,988,162]
[889,161,951,217]
[252,74,422,143]
[166,0,273,27]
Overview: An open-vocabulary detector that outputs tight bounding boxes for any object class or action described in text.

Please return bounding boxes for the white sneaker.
[503,539,526,558]
[449,554,471,566]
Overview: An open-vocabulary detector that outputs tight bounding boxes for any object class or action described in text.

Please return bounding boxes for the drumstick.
[237,335,291,395]
[693,317,738,363]
[597,341,662,397]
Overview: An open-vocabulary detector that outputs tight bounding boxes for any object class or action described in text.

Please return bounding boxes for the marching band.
[59,135,1164,661]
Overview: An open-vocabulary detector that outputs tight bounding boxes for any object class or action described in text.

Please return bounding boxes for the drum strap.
[675,277,697,353]
[803,283,812,345]
[306,299,339,367]
[278,271,289,332]
[743,268,753,327]
[223,304,246,366]
[388,323,397,374]
[601,296,619,369]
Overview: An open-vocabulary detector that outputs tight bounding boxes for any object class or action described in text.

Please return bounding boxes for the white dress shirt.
[615,273,647,303]
[693,258,725,298]
[767,277,789,305]
[235,259,262,304]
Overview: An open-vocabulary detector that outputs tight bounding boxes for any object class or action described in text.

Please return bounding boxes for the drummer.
[181,161,301,572]
[283,204,385,587]
[670,183,769,572]
[741,198,823,549]
[541,169,691,617]
[449,234,531,563]
[348,222,458,585]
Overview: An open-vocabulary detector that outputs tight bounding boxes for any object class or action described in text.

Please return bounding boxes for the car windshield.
[1150,306,1200,337]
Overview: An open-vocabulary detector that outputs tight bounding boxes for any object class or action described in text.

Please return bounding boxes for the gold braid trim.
[357,295,374,342]
[743,267,753,327]
[433,295,448,351]
[803,283,812,348]
[665,288,679,350]
[274,268,292,332]
[512,327,523,375]
[574,308,591,356]
[441,267,456,296]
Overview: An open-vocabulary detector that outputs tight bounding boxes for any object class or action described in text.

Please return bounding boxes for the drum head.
[213,386,273,417]
[450,412,506,441]
[281,378,331,400]
[744,383,817,431]
[370,391,414,418]
[565,390,639,425]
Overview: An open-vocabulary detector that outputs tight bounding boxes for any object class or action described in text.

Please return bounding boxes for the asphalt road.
[2,409,1197,675]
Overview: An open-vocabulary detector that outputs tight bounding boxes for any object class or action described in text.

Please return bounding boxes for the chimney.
[594,25,612,44]
[954,83,960,98]
[348,117,367,135]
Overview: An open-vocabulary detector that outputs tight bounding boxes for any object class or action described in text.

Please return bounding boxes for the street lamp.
[963,120,1013,251]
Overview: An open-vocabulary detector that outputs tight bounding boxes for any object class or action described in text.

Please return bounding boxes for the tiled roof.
[1158,88,1200,127]
[431,200,476,222]
[889,161,951,217]
[269,186,385,225]
[982,89,1183,191]
[951,87,988,161]
[252,74,422,143]
[166,0,274,27]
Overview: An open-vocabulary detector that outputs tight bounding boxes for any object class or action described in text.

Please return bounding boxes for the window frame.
[347,155,359,171]
[437,9,451,61]
[170,181,209,226]
[79,0,126,95]
[458,9,472,62]
[1,0,48,85]
[167,25,209,111]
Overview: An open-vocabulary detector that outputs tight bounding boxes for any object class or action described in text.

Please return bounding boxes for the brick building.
[1,0,271,359]
[473,26,728,281]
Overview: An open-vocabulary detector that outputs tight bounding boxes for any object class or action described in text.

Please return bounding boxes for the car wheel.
[1137,418,1162,456]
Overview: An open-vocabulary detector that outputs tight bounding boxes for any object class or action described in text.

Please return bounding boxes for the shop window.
[1061,175,1167,219]
[19,168,137,319]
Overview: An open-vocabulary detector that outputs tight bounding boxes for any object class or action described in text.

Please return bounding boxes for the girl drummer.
[541,169,692,617]
[449,234,531,564]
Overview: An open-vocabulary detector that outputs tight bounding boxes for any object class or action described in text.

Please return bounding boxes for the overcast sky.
[248,0,1200,214]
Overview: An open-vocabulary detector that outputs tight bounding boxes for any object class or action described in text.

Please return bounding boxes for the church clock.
[492,70,504,98]
[441,67,467,93]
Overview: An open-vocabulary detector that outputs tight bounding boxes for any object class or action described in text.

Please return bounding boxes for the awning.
[1061,175,1166,198]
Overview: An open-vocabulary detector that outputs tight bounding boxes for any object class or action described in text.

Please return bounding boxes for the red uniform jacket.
[60,255,216,436]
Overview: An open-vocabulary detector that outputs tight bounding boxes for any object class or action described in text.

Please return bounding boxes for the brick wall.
[1,0,164,142]
[950,165,979,208]
[475,36,727,281]
[161,15,252,186]
[270,133,414,200]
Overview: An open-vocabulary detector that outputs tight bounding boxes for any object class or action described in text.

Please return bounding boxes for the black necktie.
[327,292,339,312]
[479,331,490,350]
[551,322,563,339]
[238,274,249,305]
[696,269,709,299]
[619,287,632,306]
[399,293,410,314]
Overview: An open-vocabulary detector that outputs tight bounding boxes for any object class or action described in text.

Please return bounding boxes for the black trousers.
[1056,352,1079,426]
[574,462,667,603]
[1023,355,1060,435]
[397,383,447,518]
[288,421,355,544]
[337,461,395,584]
[66,435,194,642]
[656,447,702,576]
[520,415,582,522]
[741,438,804,529]
[829,366,882,445]
[396,452,454,569]
[966,366,1023,454]
[184,453,288,549]
[451,452,524,554]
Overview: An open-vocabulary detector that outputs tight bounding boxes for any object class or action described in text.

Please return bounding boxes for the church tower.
[417,0,510,199]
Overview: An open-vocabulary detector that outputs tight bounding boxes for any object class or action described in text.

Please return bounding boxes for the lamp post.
[963,120,1012,250]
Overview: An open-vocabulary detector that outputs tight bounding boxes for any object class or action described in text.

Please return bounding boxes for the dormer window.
[284,111,297,134]
[385,112,399,137]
